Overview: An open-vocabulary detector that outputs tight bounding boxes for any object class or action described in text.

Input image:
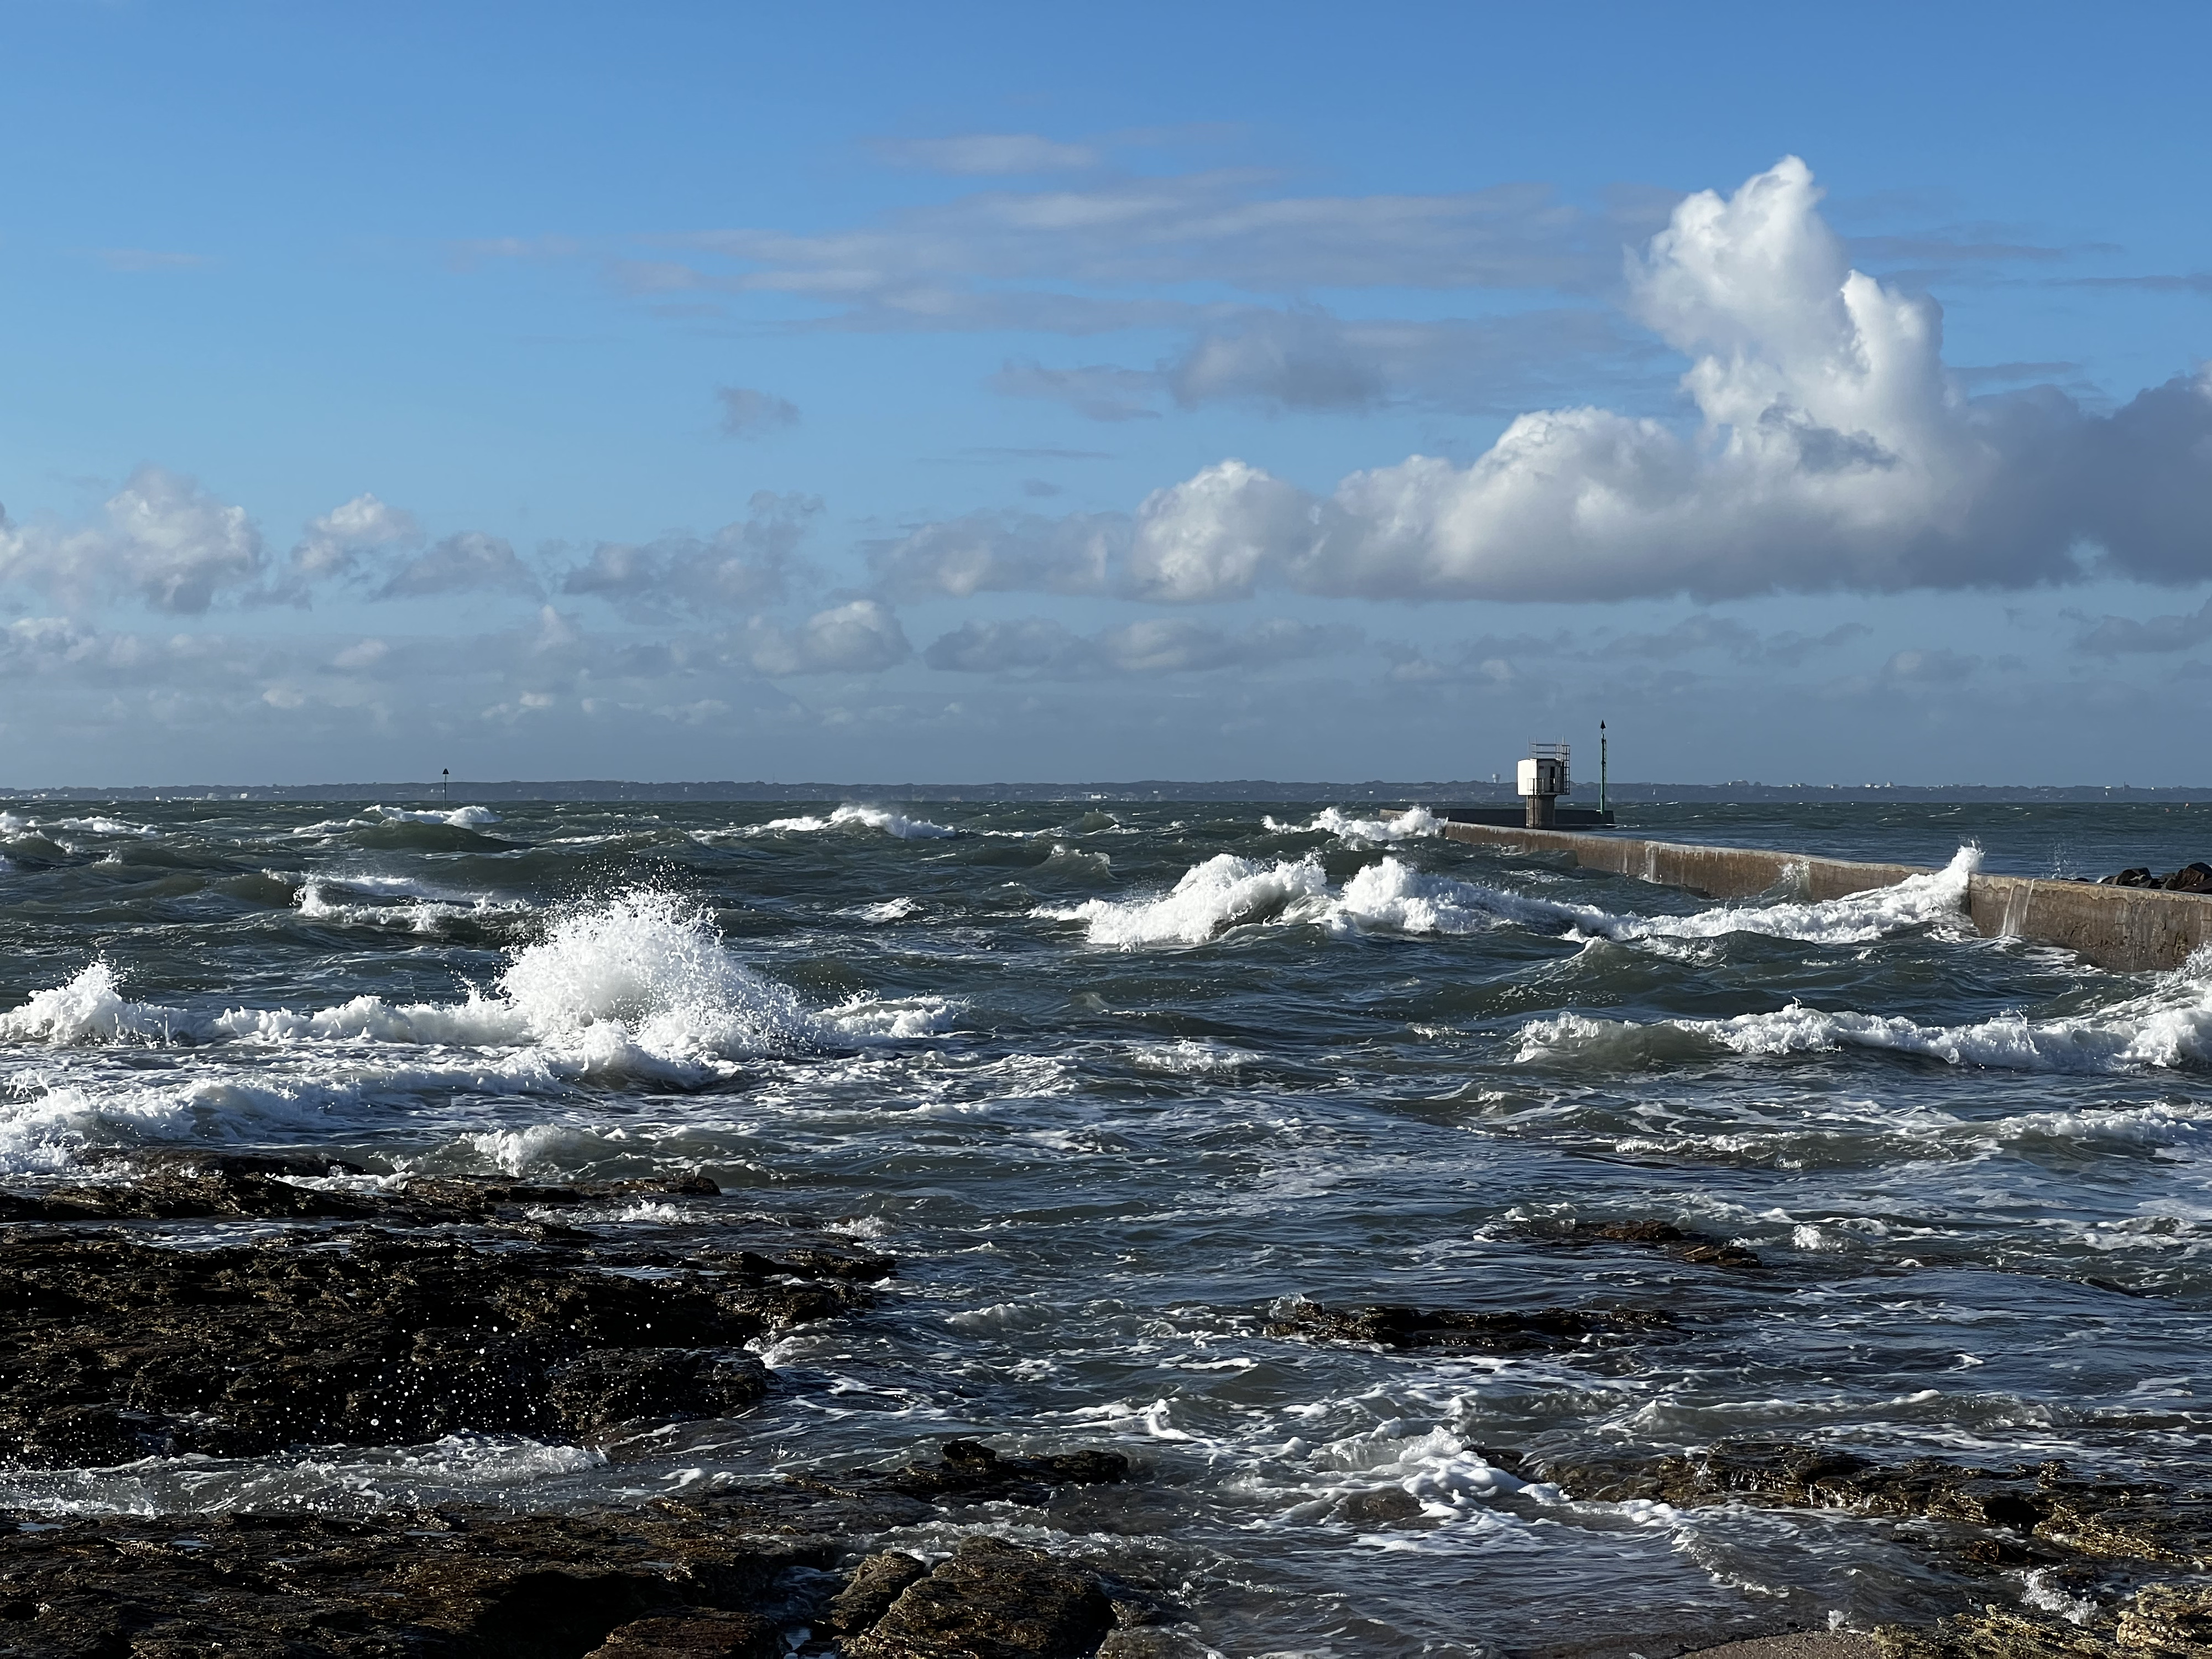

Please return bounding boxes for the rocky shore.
[1,1158,2206,1656]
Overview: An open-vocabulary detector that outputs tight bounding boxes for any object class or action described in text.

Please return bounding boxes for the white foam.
[1519,953,2212,1076]
[1266,805,1443,843]
[0,889,968,1170]
[1039,853,1335,946]
[819,994,961,1040]
[1129,1038,1249,1074]
[1042,847,1976,950]
[296,880,529,935]
[749,805,958,840]
[1329,858,1588,936]
[365,804,501,827]
[846,897,922,924]
[1619,846,1980,946]
[3,891,824,1072]
[0,1434,604,1517]
[51,816,156,837]
[0,963,186,1045]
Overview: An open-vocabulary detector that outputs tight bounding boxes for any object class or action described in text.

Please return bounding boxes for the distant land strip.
[7,780,2212,804]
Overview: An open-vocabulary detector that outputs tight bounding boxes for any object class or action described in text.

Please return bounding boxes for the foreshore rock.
[0,1446,1152,1658]
[1267,1298,1676,1352]
[0,1165,1179,1657]
[1874,1583,2212,1658]
[1513,1216,1766,1270]
[0,1198,884,1465]
[1540,1439,2212,1658]
[1539,1438,2212,1568]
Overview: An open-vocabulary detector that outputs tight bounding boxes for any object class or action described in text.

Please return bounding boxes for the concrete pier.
[1433,819,2212,972]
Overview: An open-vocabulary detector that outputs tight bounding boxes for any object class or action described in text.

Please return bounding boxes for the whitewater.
[0,796,2206,1653]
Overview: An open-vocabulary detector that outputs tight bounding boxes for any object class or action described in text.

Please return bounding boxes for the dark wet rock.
[1515,1217,1765,1269]
[586,1609,781,1658]
[0,1158,890,1252]
[1266,1298,1674,1352]
[0,1505,824,1659]
[811,1438,1133,1507]
[1875,1580,2212,1658]
[842,1535,1117,1659]
[546,1347,770,1436]
[0,1444,1156,1658]
[1537,1440,2211,1568]
[2101,868,2158,888]
[827,1551,933,1635]
[1541,1438,2212,1651]
[0,1218,877,1464]
[2162,862,2212,893]
[1337,1486,1424,1522]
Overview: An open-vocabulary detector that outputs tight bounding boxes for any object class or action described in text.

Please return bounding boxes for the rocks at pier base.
[2097,862,2212,892]
[0,1445,1158,1658]
[1267,1298,1675,1352]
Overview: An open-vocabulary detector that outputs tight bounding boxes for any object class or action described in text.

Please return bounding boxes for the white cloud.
[1125,460,1318,603]
[986,306,1653,421]
[622,173,1671,335]
[868,512,1122,599]
[880,159,2212,603]
[0,466,264,614]
[717,385,801,437]
[1166,307,1387,411]
[377,531,541,599]
[923,614,1353,677]
[561,492,818,614]
[740,599,911,676]
[332,638,390,671]
[875,133,1100,175]
[264,493,424,603]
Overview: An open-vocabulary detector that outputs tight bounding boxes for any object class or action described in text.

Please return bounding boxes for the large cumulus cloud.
[870,159,2211,604]
[0,467,264,614]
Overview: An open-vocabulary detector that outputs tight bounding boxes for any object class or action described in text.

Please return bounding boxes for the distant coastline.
[7,779,2212,804]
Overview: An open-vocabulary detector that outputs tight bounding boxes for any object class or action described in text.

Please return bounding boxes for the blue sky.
[2,1,2206,786]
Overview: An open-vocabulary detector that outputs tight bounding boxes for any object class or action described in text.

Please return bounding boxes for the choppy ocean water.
[1,796,2208,1654]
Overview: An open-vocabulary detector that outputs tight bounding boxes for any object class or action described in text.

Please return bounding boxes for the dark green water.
[1,799,2207,1653]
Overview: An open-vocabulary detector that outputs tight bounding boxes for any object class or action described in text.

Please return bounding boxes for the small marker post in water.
[1599,721,1608,818]
[442,768,449,802]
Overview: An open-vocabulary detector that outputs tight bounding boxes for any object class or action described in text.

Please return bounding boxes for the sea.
[1,796,2208,1655]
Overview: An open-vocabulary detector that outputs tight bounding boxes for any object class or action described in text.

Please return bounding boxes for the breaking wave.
[1266,806,1443,843]
[0,890,959,1170]
[1519,955,2212,1076]
[0,889,939,1072]
[295,876,531,936]
[1040,846,1979,951]
[366,804,502,828]
[748,805,958,840]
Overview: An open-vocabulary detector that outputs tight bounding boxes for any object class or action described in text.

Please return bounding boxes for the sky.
[1,1,2207,787]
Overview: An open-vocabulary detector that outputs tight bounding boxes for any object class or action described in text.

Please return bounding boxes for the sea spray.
[1044,844,1980,950]
[747,804,959,839]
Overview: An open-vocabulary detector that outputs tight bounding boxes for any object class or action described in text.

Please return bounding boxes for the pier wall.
[1433,820,2212,972]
